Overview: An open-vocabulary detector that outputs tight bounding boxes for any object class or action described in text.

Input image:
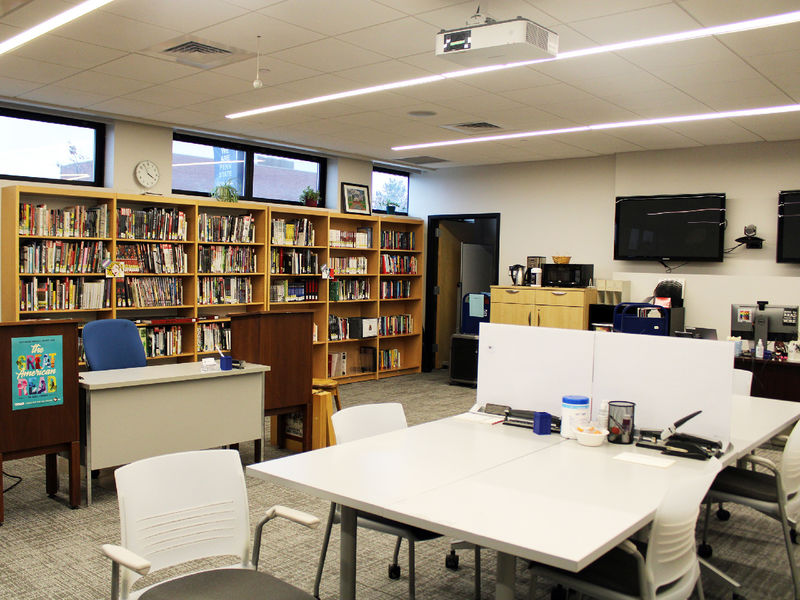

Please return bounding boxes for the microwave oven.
[542,264,594,288]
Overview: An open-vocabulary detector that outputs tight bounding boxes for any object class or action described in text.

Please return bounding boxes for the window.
[172,133,325,205]
[172,136,246,197]
[372,168,409,214]
[0,107,105,186]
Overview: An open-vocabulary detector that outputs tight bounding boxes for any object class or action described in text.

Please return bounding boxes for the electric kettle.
[509,264,525,286]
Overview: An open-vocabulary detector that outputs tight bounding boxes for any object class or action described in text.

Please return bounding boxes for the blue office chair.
[83,319,147,371]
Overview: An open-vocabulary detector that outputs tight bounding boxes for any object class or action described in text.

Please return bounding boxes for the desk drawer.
[491,287,536,304]
[535,289,585,307]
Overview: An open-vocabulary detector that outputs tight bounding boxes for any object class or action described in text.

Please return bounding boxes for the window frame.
[371,166,410,215]
[172,132,326,206]
[0,106,106,187]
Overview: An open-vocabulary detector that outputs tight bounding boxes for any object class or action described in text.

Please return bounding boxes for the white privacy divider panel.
[592,332,734,444]
[475,324,595,414]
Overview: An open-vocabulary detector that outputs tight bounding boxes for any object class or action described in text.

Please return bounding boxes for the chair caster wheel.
[791,528,798,544]
[716,508,731,521]
[388,564,401,579]
[698,543,712,558]
[550,584,568,600]
[445,550,460,570]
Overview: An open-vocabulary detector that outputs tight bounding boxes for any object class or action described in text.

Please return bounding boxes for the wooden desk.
[0,319,80,523]
[248,396,800,600]
[734,356,800,401]
[79,361,268,504]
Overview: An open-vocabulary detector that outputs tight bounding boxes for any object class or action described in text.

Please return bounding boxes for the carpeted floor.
[0,369,794,599]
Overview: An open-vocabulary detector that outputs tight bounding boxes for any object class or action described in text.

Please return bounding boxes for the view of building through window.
[253,152,320,202]
[172,140,246,196]
[372,169,409,213]
[0,112,99,184]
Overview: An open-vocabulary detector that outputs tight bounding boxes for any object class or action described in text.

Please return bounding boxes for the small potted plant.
[211,180,239,203]
[385,200,398,214]
[300,186,321,207]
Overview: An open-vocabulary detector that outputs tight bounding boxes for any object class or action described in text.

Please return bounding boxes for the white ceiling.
[1,0,800,168]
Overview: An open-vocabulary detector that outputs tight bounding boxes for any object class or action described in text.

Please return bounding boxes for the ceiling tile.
[602,88,712,117]
[665,120,764,145]
[18,85,111,108]
[0,55,79,84]
[465,65,559,94]
[214,55,322,85]
[52,11,183,53]
[622,37,736,70]
[261,0,405,35]
[195,11,323,55]
[338,17,440,59]
[535,97,640,124]
[0,0,73,27]
[56,71,152,96]
[93,55,199,84]
[501,83,598,108]
[531,0,670,24]
[535,53,646,86]
[88,97,174,118]
[556,131,646,154]
[567,3,699,44]
[0,75,40,97]
[11,38,126,70]
[415,1,557,30]
[336,59,436,84]
[104,0,250,33]
[163,70,258,96]
[677,0,800,26]
[719,22,800,58]
[729,111,800,142]
[605,126,702,150]
[122,85,216,109]
[271,38,389,72]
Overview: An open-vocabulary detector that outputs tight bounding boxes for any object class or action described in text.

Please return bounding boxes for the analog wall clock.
[134,160,159,189]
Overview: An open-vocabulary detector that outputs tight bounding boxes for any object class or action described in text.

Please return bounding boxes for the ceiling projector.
[435,17,558,66]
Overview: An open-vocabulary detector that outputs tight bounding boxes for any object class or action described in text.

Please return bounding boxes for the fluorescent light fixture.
[391,104,800,151]
[226,10,800,120]
[0,0,116,56]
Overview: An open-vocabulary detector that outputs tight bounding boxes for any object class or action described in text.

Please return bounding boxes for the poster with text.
[12,335,63,411]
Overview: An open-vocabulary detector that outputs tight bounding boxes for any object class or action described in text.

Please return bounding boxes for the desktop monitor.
[730,303,799,349]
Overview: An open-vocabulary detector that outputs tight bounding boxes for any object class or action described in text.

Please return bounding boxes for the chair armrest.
[101,544,150,576]
[251,506,321,568]
[740,453,779,474]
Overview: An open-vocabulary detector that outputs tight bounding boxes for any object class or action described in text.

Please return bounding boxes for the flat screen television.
[614,193,726,262]
[777,190,800,263]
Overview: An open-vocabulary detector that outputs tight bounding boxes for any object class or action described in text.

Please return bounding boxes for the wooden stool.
[312,378,342,412]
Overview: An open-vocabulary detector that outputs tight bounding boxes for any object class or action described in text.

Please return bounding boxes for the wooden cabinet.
[490,286,597,330]
[2,185,424,383]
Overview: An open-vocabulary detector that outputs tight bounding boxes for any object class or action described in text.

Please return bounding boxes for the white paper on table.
[613,452,675,468]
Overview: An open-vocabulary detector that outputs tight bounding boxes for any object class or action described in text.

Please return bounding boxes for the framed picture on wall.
[341,182,371,215]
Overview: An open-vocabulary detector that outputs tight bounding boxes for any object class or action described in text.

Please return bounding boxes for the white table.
[247,395,800,600]
[80,361,269,504]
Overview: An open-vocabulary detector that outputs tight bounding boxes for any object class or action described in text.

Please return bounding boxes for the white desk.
[247,396,800,600]
[80,361,269,504]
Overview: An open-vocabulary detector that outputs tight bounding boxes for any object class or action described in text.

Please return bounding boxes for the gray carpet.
[0,369,793,599]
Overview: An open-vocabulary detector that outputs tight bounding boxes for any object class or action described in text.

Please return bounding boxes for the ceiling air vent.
[440,121,503,135]
[400,156,449,165]
[144,36,252,69]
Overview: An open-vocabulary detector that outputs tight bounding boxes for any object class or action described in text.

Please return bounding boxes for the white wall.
[411,140,800,339]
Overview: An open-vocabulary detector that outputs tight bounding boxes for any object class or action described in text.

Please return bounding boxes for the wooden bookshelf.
[2,186,423,381]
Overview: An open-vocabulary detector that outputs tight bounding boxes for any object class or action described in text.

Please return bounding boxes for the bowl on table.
[575,425,608,446]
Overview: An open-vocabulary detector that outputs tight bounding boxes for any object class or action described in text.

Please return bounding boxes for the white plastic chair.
[313,403,481,599]
[732,368,753,395]
[702,420,800,599]
[529,458,721,600]
[101,449,319,600]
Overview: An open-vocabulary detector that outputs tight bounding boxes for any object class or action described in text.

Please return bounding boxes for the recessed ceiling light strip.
[0,0,116,56]
[391,104,800,151]
[226,10,800,120]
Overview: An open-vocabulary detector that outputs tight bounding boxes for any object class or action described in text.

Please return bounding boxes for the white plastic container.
[755,339,765,359]
[595,400,609,430]
[561,395,590,439]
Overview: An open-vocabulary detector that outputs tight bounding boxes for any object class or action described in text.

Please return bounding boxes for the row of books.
[328,347,378,376]
[271,217,316,246]
[330,279,370,301]
[330,228,372,248]
[19,202,109,238]
[116,277,184,308]
[19,240,109,274]
[380,230,415,250]
[117,206,188,241]
[117,243,189,274]
[198,213,255,243]
[197,276,253,305]
[378,314,413,336]
[138,325,183,358]
[380,280,413,299]
[19,277,112,311]
[380,254,418,274]
[270,248,318,274]
[330,255,368,275]
[198,245,257,274]
[269,279,319,302]
[328,351,348,376]
[196,322,231,353]
[378,348,401,370]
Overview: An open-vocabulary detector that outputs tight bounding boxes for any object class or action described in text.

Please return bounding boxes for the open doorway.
[423,213,500,371]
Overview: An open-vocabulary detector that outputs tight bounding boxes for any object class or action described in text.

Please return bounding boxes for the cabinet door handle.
[505,289,520,294]
[537,310,541,326]
[551,291,567,296]
[528,311,531,326]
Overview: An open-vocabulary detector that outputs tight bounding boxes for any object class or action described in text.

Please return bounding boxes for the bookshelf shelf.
[2,186,423,380]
